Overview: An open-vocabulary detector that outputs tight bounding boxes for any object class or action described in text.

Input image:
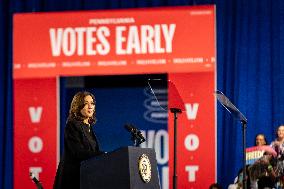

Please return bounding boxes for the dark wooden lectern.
[80,146,161,189]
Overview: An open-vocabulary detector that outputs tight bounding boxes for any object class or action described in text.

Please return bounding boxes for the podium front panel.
[80,146,160,189]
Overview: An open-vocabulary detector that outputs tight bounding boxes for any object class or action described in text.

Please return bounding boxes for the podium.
[80,146,161,189]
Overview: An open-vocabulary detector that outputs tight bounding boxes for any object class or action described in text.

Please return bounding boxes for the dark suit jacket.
[53,118,102,189]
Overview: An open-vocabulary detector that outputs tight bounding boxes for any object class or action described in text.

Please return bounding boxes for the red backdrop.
[14,78,58,189]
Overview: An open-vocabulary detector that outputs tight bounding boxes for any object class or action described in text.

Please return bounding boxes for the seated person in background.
[255,133,267,146]
[230,134,274,189]
[249,133,276,189]
[269,125,284,188]
[227,165,251,189]
[270,125,284,157]
[246,133,276,165]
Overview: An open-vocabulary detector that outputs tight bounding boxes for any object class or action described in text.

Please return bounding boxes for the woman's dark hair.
[255,133,267,146]
[67,91,96,124]
[276,125,284,139]
[209,183,222,189]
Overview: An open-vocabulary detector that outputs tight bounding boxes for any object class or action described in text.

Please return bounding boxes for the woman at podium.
[53,91,103,189]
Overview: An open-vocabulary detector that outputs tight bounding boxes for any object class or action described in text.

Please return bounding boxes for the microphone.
[124,124,145,143]
[124,124,137,133]
[30,172,44,189]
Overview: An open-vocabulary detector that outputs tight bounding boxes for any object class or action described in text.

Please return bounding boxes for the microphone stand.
[147,79,183,189]
[131,132,140,147]
[170,108,182,189]
[214,91,248,189]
